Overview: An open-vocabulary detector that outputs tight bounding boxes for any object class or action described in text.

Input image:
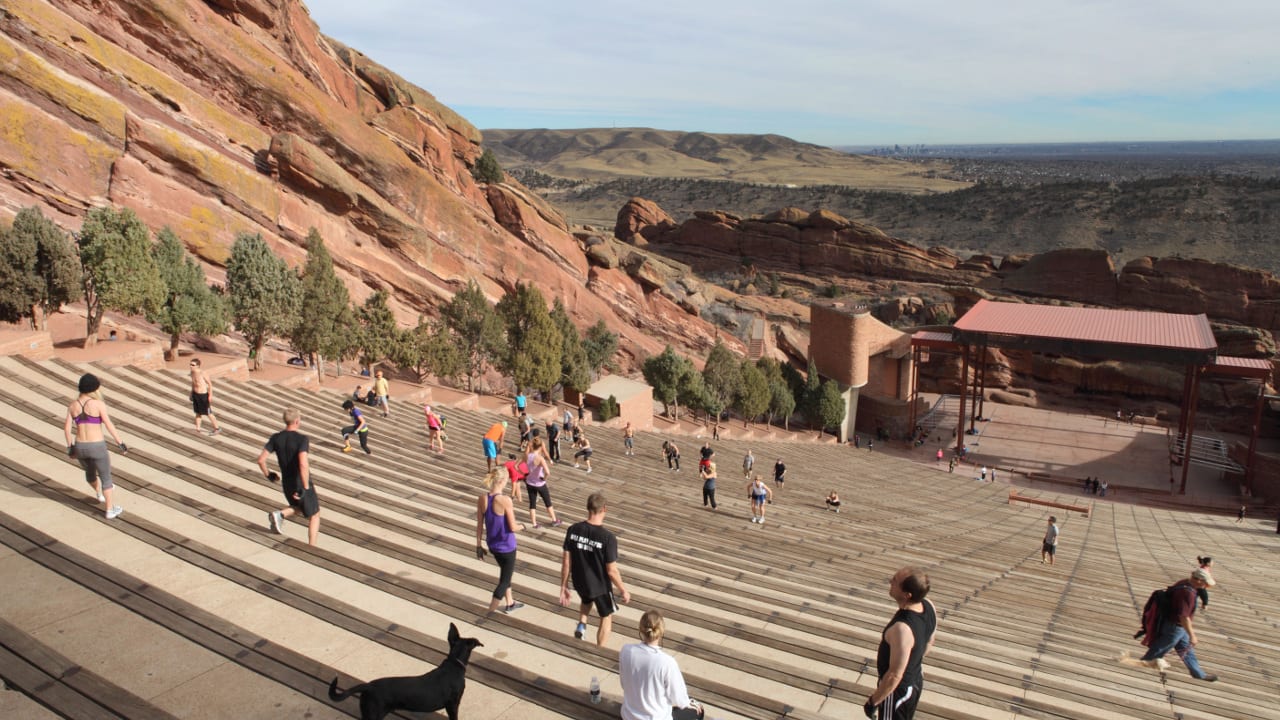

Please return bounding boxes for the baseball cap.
[1191,568,1216,587]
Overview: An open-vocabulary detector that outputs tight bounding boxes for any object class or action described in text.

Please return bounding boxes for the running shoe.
[503,602,526,614]
[209,428,221,436]
[551,519,564,527]
[268,511,283,534]
[104,506,123,520]
[95,491,105,503]
[342,446,353,453]
[574,622,587,640]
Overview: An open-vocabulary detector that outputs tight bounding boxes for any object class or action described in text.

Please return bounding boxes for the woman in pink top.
[524,437,562,528]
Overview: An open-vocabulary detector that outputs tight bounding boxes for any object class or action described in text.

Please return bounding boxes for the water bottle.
[589,676,601,704]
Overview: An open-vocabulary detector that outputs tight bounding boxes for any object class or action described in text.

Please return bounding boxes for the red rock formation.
[614,197,676,244]
[631,201,993,285]
[0,0,725,368]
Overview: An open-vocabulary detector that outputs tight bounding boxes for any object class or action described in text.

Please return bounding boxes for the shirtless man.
[189,358,221,435]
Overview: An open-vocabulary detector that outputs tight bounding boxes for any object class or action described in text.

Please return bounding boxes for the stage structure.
[909,300,1271,494]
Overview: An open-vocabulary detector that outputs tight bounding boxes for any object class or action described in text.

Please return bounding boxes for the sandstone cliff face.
[0,0,722,366]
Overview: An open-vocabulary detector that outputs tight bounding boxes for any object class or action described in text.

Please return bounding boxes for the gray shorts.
[75,441,113,490]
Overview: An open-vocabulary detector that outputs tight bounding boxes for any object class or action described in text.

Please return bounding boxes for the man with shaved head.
[864,567,936,719]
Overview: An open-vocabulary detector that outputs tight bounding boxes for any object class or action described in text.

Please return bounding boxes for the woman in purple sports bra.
[63,373,128,519]
[475,468,527,613]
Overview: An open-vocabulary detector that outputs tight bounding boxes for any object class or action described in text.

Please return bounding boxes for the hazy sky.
[305,0,1280,146]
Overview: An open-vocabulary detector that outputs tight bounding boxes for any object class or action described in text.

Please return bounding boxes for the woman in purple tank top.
[476,468,526,613]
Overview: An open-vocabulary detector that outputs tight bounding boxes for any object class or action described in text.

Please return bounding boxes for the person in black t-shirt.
[256,407,321,545]
[546,421,561,462]
[774,458,787,490]
[560,492,630,646]
[865,567,936,719]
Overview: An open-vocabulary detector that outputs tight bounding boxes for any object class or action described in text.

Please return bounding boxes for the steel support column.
[1179,366,1202,495]
[956,344,969,457]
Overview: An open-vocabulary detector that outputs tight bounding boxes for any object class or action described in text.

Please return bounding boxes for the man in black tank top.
[865,567,937,720]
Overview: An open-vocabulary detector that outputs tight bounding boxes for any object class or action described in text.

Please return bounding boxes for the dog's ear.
[449,623,460,644]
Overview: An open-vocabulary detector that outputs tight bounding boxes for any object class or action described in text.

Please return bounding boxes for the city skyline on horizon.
[305,0,1280,147]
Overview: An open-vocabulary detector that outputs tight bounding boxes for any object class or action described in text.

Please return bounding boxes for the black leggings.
[668,453,680,470]
[702,485,717,508]
[342,426,369,452]
[492,549,517,600]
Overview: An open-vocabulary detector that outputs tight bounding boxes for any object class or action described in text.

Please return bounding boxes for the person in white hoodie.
[619,610,704,720]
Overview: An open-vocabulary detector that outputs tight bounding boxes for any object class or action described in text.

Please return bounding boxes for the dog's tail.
[328,677,370,702]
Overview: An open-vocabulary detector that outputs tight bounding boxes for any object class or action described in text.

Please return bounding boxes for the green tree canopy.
[769,379,797,430]
[701,340,742,421]
[642,345,700,418]
[735,361,771,426]
[472,148,504,184]
[226,232,300,368]
[550,298,591,394]
[77,207,164,345]
[401,315,463,384]
[356,289,398,370]
[440,279,503,391]
[583,319,619,374]
[147,228,226,360]
[801,360,825,433]
[817,378,848,433]
[291,229,351,381]
[752,353,793,425]
[495,282,562,395]
[0,207,82,329]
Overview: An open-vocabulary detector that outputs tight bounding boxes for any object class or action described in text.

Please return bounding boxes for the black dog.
[329,623,482,720]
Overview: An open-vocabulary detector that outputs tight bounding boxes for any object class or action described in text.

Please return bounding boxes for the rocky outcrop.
[615,197,676,245]
[628,201,994,285]
[1001,249,1119,304]
[0,0,727,368]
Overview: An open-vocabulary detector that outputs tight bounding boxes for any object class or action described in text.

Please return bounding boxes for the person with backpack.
[1137,568,1219,681]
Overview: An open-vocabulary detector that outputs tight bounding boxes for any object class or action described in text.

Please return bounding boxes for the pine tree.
[291,229,350,382]
[402,315,463,384]
[77,207,165,345]
[817,379,847,434]
[702,339,742,431]
[0,213,45,326]
[801,360,825,435]
[735,361,771,426]
[147,228,227,360]
[642,346,686,418]
[583,319,619,374]
[440,279,503,392]
[550,298,591,395]
[356,289,398,370]
[225,233,300,369]
[495,282,562,395]
[472,148,504,184]
[0,207,82,329]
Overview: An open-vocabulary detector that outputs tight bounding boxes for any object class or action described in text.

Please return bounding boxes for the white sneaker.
[104,506,123,520]
[268,511,283,534]
[95,491,105,503]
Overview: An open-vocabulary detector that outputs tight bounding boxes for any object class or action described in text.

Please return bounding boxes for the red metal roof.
[953,300,1216,351]
[1210,356,1273,379]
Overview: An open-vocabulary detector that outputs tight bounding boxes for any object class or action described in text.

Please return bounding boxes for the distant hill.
[482,128,966,193]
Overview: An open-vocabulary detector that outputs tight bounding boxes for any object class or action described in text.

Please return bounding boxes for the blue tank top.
[484,494,517,553]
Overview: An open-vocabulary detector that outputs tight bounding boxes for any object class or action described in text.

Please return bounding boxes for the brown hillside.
[483,127,967,192]
[0,0,737,367]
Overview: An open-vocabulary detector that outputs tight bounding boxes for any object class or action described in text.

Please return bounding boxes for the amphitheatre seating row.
[0,355,1276,720]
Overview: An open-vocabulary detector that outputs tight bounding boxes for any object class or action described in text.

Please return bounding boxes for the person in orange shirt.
[483,420,507,471]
